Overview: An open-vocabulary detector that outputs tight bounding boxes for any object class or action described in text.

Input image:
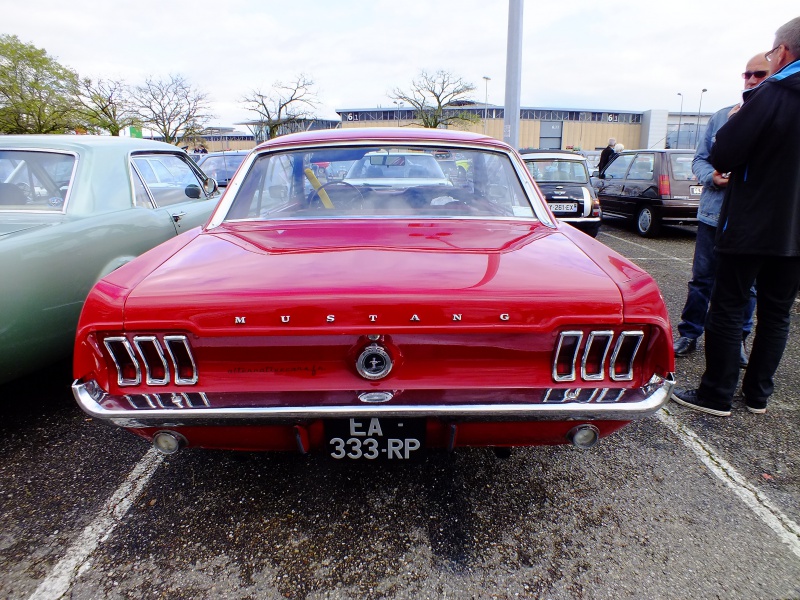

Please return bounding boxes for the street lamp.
[392,101,402,127]
[482,76,491,135]
[693,88,707,148]
[676,92,684,149]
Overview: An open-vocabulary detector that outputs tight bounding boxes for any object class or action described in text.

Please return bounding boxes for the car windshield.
[525,158,589,184]
[0,150,76,211]
[669,154,698,181]
[224,144,535,220]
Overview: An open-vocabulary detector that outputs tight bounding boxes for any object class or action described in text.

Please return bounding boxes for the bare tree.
[241,75,317,142]
[77,78,138,136]
[130,74,212,144]
[391,70,479,129]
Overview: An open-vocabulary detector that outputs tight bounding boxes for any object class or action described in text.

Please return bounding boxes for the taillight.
[103,334,197,387]
[658,174,671,197]
[553,329,644,383]
[554,331,582,381]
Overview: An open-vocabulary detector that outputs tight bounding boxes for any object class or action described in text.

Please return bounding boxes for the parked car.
[0,135,219,384]
[72,127,674,457]
[195,150,249,187]
[593,149,700,237]
[520,150,601,237]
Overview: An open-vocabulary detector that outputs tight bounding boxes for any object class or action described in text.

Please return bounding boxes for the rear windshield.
[669,154,698,181]
[224,144,535,221]
[0,150,76,211]
[524,158,588,184]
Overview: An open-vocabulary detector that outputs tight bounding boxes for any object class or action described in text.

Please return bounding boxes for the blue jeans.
[677,222,755,339]
[699,253,800,406]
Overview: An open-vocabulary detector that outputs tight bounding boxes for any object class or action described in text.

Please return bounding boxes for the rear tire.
[635,206,661,237]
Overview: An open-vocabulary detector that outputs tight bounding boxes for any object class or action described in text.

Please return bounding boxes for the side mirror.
[184,184,201,199]
[203,177,219,196]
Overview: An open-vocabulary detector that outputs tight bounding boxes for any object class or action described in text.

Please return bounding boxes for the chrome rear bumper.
[73,374,674,428]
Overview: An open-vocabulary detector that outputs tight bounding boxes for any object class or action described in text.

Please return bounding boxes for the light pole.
[693,88,707,148]
[676,92,684,149]
[392,101,402,128]
[482,76,491,135]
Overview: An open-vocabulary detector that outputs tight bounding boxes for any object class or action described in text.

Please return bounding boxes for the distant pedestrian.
[672,53,770,364]
[672,17,800,416]
[597,138,616,172]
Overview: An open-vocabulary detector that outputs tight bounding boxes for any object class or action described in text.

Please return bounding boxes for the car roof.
[254,127,505,152]
[520,150,586,161]
[201,150,250,156]
[616,149,694,155]
[0,135,182,153]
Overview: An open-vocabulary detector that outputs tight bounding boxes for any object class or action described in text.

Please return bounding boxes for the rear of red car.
[72,129,674,458]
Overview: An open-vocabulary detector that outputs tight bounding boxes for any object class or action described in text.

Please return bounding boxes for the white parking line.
[657,409,800,560]
[598,232,693,264]
[29,449,163,600]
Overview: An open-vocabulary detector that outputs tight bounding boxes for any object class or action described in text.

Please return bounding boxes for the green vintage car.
[0,135,220,384]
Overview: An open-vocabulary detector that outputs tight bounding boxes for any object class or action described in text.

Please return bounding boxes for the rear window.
[0,150,76,211]
[670,154,697,181]
[224,144,535,221]
[525,158,588,183]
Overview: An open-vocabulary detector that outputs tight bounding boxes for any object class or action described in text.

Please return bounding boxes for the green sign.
[129,126,142,138]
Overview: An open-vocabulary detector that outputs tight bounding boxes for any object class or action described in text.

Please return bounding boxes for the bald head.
[743,53,770,89]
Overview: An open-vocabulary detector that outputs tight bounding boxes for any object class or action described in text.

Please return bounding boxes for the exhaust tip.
[152,431,186,455]
[567,424,600,449]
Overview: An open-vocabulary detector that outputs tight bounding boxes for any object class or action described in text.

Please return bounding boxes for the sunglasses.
[742,70,768,79]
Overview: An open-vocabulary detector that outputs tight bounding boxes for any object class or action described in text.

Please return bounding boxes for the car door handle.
[171,211,187,223]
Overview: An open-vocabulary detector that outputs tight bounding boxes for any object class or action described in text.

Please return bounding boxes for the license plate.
[325,417,425,460]
[690,185,703,195]
[549,202,578,212]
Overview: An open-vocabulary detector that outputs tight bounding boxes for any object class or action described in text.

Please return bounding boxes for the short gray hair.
[775,16,800,58]
[608,138,616,146]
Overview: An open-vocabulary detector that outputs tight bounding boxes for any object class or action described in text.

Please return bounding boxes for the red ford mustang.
[72,128,674,458]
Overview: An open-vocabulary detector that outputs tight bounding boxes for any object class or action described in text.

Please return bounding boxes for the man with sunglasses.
[673,54,769,363]
[672,16,800,417]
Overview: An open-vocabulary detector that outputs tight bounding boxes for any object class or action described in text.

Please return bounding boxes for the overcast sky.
[5,0,799,129]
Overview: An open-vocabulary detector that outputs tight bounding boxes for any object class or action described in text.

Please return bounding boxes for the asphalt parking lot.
[1,219,799,600]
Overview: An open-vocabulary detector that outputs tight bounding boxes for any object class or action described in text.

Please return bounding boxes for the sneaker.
[671,388,731,417]
[673,337,697,357]
[744,396,767,414]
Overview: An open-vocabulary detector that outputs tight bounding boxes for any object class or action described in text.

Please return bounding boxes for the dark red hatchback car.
[72,128,675,459]
[593,149,700,237]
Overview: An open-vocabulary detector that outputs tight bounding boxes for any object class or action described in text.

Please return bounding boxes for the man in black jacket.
[672,16,800,416]
[597,138,616,172]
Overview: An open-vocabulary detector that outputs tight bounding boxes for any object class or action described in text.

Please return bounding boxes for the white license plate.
[549,202,578,212]
[690,185,703,195]
[326,417,425,460]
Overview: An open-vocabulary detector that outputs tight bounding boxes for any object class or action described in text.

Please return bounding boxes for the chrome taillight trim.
[553,329,645,384]
[164,335,198,385]
[581,330,614,381]
[553,331,583,382]
[103,334,197,387]
[104,337,141,386]
[133,336,170,386]
[610,331,644,381]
